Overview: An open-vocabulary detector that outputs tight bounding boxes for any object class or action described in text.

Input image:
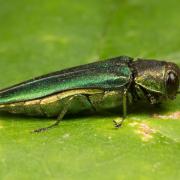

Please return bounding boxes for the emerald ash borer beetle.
[0,56,179,132]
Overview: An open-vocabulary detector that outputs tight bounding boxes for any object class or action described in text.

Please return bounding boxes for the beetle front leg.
[32,96,74,133]
[113,90,127,128]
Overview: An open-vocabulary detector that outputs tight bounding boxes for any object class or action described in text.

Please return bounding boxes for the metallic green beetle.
[0,56,179,132]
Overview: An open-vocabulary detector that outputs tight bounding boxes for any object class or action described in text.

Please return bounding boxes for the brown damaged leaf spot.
[153,111,180,120]
[130,122,156,142]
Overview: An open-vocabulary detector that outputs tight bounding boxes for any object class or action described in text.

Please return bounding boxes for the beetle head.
[133,59,180,104]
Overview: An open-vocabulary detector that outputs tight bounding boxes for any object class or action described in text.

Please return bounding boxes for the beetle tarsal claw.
[113,118,123,128]
[32,122,59,133]
[32,127,49,133]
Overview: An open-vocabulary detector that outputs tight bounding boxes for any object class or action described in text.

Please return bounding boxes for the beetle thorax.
[131,60,167,104]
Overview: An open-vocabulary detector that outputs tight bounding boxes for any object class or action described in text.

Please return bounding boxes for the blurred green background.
[0,0,180,179]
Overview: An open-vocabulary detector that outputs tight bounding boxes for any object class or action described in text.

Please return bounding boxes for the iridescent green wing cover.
[0,56,133,104]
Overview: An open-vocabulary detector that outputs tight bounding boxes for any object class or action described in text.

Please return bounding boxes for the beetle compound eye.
[166,72,179,98]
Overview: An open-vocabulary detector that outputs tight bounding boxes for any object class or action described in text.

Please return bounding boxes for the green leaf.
[0,0,180,179]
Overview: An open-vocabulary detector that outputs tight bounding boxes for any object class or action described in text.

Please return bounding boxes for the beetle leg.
[113,90,127,128]
[87,92,105,113]
[32,96,74,133]
[69,94,98,113]
[85,95,98,112]
[123,91,127,119]
[32,94,100,133]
